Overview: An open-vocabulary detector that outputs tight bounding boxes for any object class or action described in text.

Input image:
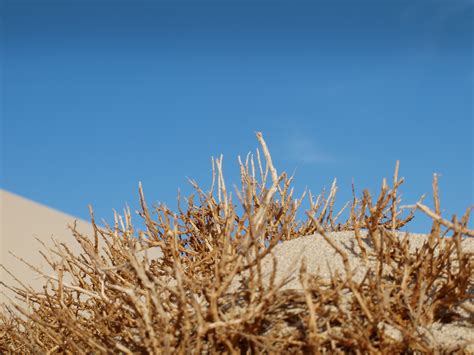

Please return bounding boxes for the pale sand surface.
[0,189,93,305]
[1,191,472,350]
[260,231,474,289]
[0,189,162,307]
[254,232,474,351]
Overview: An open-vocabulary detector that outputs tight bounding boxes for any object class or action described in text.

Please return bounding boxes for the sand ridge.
[0,189,92,304]
[253,231,474,351]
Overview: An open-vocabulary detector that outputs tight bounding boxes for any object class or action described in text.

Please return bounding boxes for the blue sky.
[1,0,473,233]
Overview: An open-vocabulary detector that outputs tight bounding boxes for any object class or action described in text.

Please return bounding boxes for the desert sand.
[257,232,474,351]
[1,190,472,351]
[0,189,92,305]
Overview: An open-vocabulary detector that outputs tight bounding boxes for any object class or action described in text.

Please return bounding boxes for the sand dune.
[259,232,474,350]
[0,189,92,305]
[1,189,472,351]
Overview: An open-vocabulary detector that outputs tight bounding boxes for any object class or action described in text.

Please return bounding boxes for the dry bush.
[1,132,473,354]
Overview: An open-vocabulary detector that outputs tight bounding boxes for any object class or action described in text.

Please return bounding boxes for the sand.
[0,189,92,305]
[1,191,472,350]
[259,231,473,288]
[254,231,474,351]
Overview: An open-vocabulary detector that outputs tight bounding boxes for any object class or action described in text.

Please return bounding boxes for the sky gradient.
[2,0,473,233]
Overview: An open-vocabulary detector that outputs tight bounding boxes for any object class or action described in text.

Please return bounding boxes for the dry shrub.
[1,132,472,354]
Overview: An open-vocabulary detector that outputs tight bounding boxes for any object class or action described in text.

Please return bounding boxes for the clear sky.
[1,0,473,233]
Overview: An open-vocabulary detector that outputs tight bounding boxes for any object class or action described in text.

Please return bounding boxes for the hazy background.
[2,0,473,232]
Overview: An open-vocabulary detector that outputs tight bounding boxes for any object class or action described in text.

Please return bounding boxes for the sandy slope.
[257,232,474,351]
[0,189,92,305]
[1,191,472,350]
